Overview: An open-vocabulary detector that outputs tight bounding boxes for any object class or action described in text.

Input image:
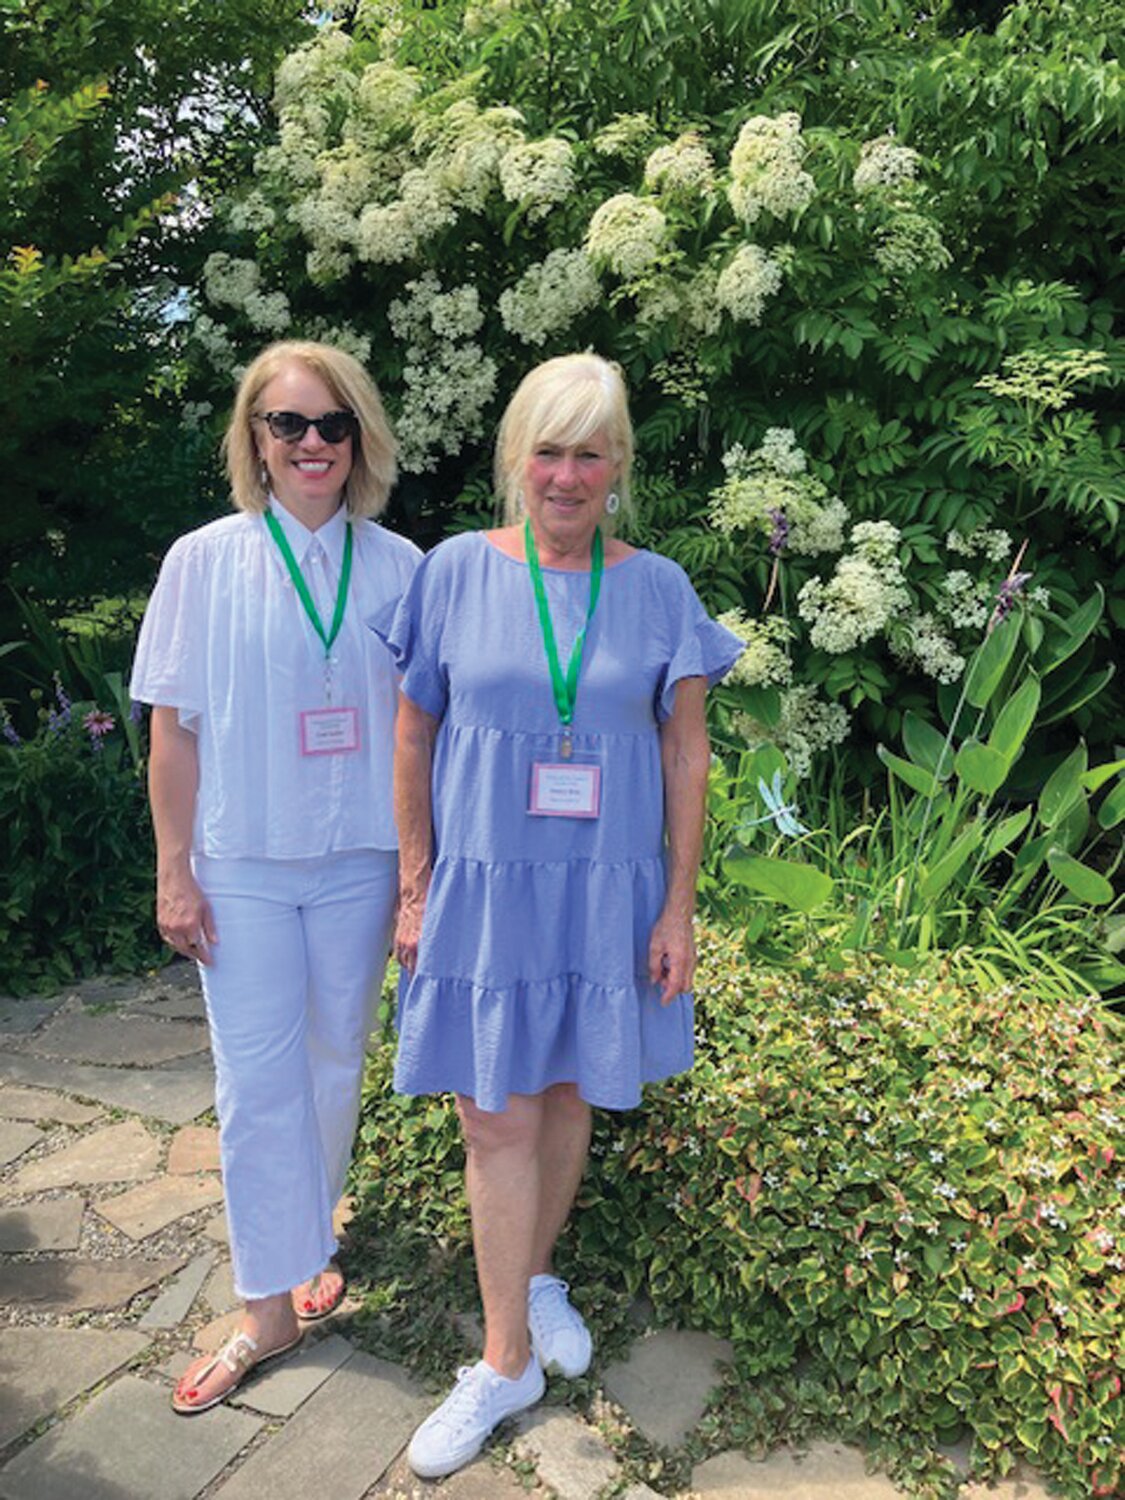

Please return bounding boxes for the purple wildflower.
[83,709,116,749]
[768,507,790,557]
[989,570,1031,630]
[129,699,145,725]
[48,673,72,732]
[1,708,20,746]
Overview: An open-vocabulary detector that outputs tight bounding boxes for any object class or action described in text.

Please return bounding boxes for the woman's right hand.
[156,866,218,965]
[393,890,427,974]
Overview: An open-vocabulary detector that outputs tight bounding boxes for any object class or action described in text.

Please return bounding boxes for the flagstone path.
[0,968,1055,1499]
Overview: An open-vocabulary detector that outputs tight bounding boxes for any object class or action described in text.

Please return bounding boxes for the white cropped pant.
[193,850,397,1301]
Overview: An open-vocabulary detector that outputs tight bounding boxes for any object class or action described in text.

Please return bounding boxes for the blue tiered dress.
[373,532,742,1114]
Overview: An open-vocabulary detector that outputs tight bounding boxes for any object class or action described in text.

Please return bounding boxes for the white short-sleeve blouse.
[130,498,421,859]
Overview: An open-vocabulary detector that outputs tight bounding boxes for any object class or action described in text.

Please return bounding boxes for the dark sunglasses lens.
[266,412,308,441]
[316,413,355,443]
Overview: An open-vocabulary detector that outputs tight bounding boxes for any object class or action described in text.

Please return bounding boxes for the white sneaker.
[528,1274,593,1378]
[407,1355,545,1478]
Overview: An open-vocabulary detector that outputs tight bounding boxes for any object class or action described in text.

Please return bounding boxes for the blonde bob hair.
[223,340,398,518]
[495,352,634,527]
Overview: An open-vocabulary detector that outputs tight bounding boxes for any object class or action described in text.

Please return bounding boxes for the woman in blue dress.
[377,352,742,1477]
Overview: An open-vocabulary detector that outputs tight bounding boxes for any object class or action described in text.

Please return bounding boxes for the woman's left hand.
[648,908,696,1006]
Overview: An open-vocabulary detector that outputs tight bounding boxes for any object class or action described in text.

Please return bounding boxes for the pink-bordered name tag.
[529,762,601,818]
[300,707,360,756]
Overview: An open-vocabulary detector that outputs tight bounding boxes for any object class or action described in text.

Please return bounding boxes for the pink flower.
[83,709,116,742]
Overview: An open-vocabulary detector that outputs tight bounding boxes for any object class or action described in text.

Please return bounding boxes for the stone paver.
[513,1408,619,1499]
[603,1328,734,1449]
[0,996,64,1035]
[231,1331,354,1416]
[0,1085,101,1127]
[370,1451,531,1498]
[0,1327,148,1450]
[960,1468,1055,1499]
[214,1351,430,1500]
[12,1120,160,1191]
[138,1250,216,1330]
[204,1207,229,1244]
[621,1487,663,1499]
[95,1173,223,1239]
[202,1258,237,1314]
[0,1051,213,1126]
[167,1123,221,1174]
[0,1255,184,1314]
[692,1443,907,1497]
[17,1012,208,1068]
[0,1373,262,1500]
[0,1195,84,1251]
[0,1122,42,1170]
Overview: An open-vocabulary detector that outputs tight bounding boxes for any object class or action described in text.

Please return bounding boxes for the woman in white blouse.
[131,340,420,1413]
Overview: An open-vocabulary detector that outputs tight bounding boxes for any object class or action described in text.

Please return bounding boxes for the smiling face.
[254,361,354,525]
[522,429,617,559]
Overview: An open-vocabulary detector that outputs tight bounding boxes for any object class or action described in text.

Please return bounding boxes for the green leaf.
[966,614,1019,710]
[956,740,1009,796]
[1013,831,1053,875]
[1039,663,1116,726]
[901,712,953,780]
[723,853,834,912]
[877,745,936,796]
[1046,849,1114,906]
[984,808,1032,858]
[1041,585,1104,674]
[918,824,983,900]
[1039,744,1088,828]
[740,685,781,730]
[987,676,1040,763]
[1097,778,1125,829]
[1082,758,1125,793]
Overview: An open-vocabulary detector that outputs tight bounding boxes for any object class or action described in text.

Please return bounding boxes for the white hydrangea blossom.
[717,611,793,688]
[734,685,850,779]
[227,191,276,234]
[643,133,715,197]
[874,212,951,277]
[203,253,261,309]
[274,29,354,115]
[349,61,420,142]
[356,169,457,264]
[853,136,921,193]
[727,112,815,224]
[180,400,213,431]
[711,432,847,556]
[421,99,525,212]
[498,249,601,346]
[938,570,992,631]
[797,522,911,653]
[243,290,291,335]
[499,138,577,219]
[306,245,354,284]
[585,193,667,278]
[256,119,322,189]
[192,313,237,375]
[946,526,1012,564]
[304,320,372,365]
[389,272,484,343]
[592,113,654,157]
[892,612,965,685]
[715,244,783,324]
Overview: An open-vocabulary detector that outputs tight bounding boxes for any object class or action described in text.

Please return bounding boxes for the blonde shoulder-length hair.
[223,340,398,518]
[494,352,635,527]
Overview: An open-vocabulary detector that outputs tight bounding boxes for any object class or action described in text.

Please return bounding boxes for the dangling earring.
[605,491,620,516]
[258,458,270,494]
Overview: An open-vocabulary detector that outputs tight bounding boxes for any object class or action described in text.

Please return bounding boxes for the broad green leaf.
[901,711,953,779]
[1074,957,1125,993]
[1046,848,1114,906]
[877,745,935,796]
[1041,585,1104,674]
[1053,795,1089,853]
[723,853,834,912]
[1082,758,1125,792]
[1039,744,1087,827]
[956,740,1009,796]
[1097,778,1125,829]
[1013,831,1052,875]
[918,824,983,900]
[1039,663,1116,726]
[987,675,1040,763]
[966,613,1019,709]
[984,808,1032,858]
[740,685,781,730]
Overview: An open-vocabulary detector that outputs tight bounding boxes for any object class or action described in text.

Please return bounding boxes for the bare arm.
[148,706,217,963]
[649,676,710,1004]
[393,693,440,973]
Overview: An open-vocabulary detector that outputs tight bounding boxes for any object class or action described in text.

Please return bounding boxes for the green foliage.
[353,931,1125,1498]
[0,676,160,992]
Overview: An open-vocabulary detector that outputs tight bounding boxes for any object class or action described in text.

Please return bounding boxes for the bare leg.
[457,1092,544,1379]
[174,1291,300,1407]
[529,1083,592,1276]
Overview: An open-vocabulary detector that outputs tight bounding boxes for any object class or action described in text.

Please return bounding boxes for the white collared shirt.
[131,497,422,858]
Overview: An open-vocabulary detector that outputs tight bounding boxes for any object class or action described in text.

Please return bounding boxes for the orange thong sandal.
[172,1328,303,1415]
[294,1264,347,1322]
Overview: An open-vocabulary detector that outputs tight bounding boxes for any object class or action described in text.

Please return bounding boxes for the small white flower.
[959,1287,975,1304]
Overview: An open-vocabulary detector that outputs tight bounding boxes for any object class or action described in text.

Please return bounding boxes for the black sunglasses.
[255,409,358,444]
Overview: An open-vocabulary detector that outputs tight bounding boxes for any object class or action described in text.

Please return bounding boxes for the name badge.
[529,762,601,819]
[300,707,360,756]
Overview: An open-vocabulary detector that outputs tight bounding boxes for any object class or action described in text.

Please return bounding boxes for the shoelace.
[530,1280,577,1337]
[433,1365,494,1433]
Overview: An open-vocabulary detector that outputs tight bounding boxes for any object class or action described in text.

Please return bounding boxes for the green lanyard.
[525,518,603,757]
[265,509,353,692]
